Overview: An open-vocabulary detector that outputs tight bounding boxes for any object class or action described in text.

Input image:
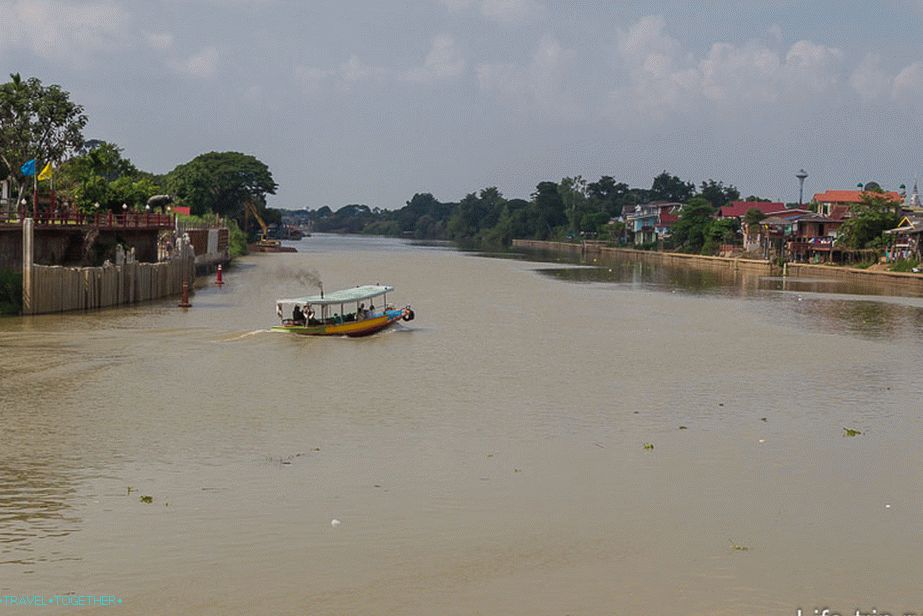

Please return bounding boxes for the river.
[2,235,923,615]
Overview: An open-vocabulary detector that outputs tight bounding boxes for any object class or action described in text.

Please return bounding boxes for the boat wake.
[221,329,271,341]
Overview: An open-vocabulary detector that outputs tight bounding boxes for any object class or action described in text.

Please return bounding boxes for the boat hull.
[271,311,407,337]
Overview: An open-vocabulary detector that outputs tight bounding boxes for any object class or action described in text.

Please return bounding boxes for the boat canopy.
[277,285,394,306]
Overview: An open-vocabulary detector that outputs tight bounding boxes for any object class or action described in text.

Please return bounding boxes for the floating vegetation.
[139,495,153,504]
[843,427,862,437]
[643,443,654,450]
[729,539,750,551]
[678,426,688,430]
[126,486,134,496]
[760,417,768,422]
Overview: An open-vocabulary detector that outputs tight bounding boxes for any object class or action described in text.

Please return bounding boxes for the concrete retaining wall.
[786,262,923,290]
[511,239,923,291]
[26,257,195,314]
[512,240,776,275]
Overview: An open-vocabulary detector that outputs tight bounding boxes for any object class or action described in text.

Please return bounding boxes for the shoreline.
[511,239,923,290]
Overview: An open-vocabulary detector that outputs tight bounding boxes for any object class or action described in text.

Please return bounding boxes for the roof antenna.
[320,282,324,299]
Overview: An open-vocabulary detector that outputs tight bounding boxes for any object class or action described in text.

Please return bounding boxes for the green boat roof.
[277,285,394,306]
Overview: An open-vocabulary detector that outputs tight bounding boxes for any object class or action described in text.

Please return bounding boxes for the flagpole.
[32,166,37,220]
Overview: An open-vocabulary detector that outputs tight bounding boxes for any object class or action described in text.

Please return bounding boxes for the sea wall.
[512,240,776,275]
[25,256,195,315]
[511,239,923,291]
[786,262,923,290]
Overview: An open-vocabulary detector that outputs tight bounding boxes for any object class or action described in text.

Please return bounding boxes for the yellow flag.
[37,162,53,181]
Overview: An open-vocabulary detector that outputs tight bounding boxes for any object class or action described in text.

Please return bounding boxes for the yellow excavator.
[243,200,282,251]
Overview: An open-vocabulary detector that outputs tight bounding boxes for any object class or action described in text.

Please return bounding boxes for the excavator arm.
[243,200,281,249]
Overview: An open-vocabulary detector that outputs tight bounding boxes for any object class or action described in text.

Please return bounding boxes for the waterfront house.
[622,202,682,246]
[718,201,784,220]
[884,215,923,261]
[812,189,902,217]
[742,208,813,254]
[786,215,845,262]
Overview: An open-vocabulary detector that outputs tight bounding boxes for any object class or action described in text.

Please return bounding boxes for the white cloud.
[477,37,577,118]
[439,0,542,23]
[145,32,175,51]
[0,0,128,61]
[848,53,891,101]
[403,35,466,82]
[893,61,923,102]
[169,47,219,78]
[609,15,845,119]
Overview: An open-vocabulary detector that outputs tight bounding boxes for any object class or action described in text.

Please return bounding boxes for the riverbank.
[512,239,923,291]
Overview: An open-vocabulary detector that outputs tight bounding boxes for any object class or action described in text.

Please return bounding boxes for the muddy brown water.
[2,235,923,615]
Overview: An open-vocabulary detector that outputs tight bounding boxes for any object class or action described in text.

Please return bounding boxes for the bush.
[225,219,248,258]
[0,269,23,316]
[889,258,919,273]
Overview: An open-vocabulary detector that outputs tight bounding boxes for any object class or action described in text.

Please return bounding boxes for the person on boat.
[292,304,305,325]
[357,303,366,321]
[368,303,375,316]
[305,305,316,325]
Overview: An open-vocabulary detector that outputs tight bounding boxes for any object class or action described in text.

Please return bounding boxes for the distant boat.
[272,285,414,337]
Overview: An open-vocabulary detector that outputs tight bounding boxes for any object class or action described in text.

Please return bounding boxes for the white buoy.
[330,519,341,527]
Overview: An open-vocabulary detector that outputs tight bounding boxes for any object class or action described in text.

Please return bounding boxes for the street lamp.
[796,169,808,207]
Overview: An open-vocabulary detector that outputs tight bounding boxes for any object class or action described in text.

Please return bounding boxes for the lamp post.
[796,169,808,207]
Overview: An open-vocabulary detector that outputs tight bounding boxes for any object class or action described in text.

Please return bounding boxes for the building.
[812,190,902,217]
[622,202,682,245]
[885,214,923,261]
[718,201,784,219]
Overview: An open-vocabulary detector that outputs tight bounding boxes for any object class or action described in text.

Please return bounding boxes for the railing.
[1,210,175,229]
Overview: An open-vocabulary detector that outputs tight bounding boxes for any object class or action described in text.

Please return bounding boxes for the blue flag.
[20,159,36,176]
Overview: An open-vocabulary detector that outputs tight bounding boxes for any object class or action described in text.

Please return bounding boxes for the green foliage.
[701,217,739,255]
[699,179,740,209]
[651,171,695,203]
[166,151,277,218]
[226,218,248,258]
[0,73,87,198]
[836,192,901,249]
[743,207,767,226]
[669,197,716,253]
[56,142,161,211]
[0,269,23,315]
[889,258,919,273]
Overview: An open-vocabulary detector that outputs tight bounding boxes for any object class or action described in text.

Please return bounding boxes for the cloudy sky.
[2,0,923,209]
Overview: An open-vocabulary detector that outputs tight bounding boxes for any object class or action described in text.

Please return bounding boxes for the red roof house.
[812,190,902,217]
[719,201,785,218]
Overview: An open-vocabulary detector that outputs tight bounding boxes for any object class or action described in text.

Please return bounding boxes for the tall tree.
[650,171,695,203]
[56,141,159,211]
[699,179,740,209]
[836,191,901,249]
[0,73,87,201]
[166,151,277,217]
[531,181,567,239]
[669,197,716,253]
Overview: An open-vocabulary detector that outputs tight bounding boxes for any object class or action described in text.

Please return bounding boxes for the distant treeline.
[285,172,771,246]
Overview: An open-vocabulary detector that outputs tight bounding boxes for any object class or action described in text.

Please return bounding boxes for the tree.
[56,141,159,211]
[837,192,901,249]
[669,197,716,253]
[0,73,87,201]
[559,176,588,236]
[699,179,740,209]
[743,207,767,227]
[650,171,695,203]
[531,181,566,239]
[587,175,630,217]
[702,217,739,255]
[166,151,277,218]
